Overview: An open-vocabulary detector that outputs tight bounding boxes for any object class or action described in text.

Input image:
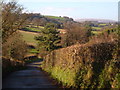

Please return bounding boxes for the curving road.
[2,61,57,89]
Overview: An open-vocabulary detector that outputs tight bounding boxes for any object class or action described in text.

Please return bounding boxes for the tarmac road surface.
[2,61,57,89]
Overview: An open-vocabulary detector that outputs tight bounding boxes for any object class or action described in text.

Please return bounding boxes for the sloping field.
[19,30,39,46]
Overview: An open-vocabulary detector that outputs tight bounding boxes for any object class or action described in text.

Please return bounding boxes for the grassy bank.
[41,41,120,88]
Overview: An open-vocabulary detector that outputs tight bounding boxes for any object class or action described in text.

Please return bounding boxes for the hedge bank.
[41,42,120,88]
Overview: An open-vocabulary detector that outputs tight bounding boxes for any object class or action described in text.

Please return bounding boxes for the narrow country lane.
[2,61,58,89]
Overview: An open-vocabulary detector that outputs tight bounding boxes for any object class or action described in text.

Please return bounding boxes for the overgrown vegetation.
[41,40,120,88]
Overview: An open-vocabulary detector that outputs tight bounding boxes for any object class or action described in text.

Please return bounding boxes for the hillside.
[27,13,75,28]
[19,30,39,46]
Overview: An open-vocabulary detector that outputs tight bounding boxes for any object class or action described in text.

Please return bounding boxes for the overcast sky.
[16,0,119,21]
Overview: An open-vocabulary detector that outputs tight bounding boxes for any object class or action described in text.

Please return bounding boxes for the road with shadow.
[2,61,58,89]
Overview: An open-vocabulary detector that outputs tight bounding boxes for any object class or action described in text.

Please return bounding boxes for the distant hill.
[75,18,117,23]
[27,13,75,28]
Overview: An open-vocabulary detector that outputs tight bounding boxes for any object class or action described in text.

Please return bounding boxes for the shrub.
[2,32,28,60]
[2,32,27,76]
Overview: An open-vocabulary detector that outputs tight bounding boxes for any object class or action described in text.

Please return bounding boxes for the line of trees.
[23,13,75,29]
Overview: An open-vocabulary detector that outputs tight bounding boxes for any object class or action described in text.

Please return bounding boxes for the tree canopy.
[35,23,61,52]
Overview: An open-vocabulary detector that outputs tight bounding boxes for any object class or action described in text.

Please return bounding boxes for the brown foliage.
[2,32,28,60]
[89,32,118,44]
[43,42,116,69]
[42,41,118,88]
[61,23,92,47]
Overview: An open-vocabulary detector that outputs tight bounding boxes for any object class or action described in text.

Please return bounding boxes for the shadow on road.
[2,60,58,89]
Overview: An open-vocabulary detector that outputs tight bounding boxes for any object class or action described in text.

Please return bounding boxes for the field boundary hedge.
[41,41,120,88]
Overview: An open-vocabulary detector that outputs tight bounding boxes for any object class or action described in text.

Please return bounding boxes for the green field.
[99,23,107,26]
[38,26,44,29]
[92,31,103,35]
[44,15,65,20]
[29,49,39,53]
[19,30,39,46]
[92,27,102,30]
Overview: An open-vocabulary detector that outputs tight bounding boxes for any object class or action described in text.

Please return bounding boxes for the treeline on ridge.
[24,13,75,28]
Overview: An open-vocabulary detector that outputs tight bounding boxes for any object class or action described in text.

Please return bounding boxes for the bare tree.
[2,1,29,43]
[31,17,40,27]
[61,23,92,47]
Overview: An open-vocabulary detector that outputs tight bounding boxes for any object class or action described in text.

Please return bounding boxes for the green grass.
[58,29,64,31]
[44,15,65,20]
[52,67,76,87]
[19,30,38,46]
[29,49,39,54]
[38,26,44,29]
[99,23,107,26]
[42,66,76,87]
[25,27,43,32]
[92,27,102,30]
[92,31,103,35]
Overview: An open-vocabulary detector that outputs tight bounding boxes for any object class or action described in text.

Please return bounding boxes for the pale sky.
[14,0,119,21]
